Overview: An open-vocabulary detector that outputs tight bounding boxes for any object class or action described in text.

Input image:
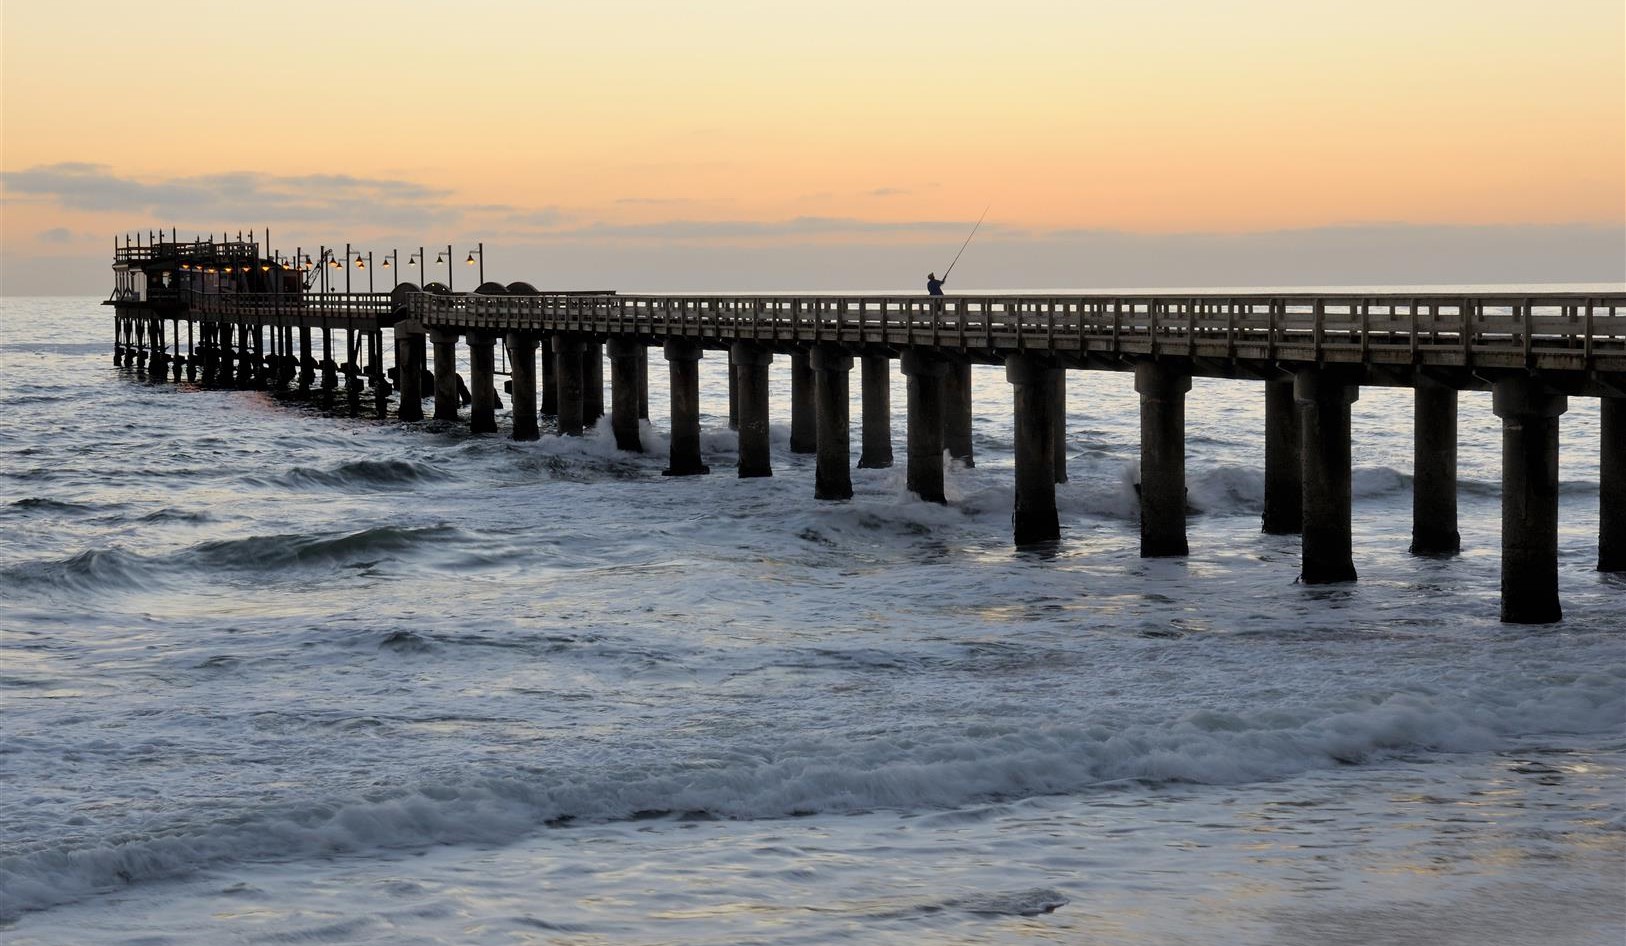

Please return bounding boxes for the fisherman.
[926,272,945,296]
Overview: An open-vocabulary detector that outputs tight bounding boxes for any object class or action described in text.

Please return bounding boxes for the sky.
[2,0,1622,294]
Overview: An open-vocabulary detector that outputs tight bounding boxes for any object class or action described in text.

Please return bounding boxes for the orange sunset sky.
[2,0,1622,293]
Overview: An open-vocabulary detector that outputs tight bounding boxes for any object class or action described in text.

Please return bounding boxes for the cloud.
[541,216,978,242]
[0,163,460,230]
[505,207,571,228]
[36,227,74,244]
[866,187,908,197]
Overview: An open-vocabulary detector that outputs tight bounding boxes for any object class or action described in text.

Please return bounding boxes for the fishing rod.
[941,204,989,281]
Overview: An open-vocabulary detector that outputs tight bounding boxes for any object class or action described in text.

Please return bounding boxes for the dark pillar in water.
[540,336,558,416]
[1410,377,1460,555]
[636,343,650,420]
[147,319,166,378]
[727,346,740,431]
[398,332,425,422]
[731,342,773,477]
[215,325,233,387]
[506,333,539,441]
[858,354,893,469]
[1136,360,1192,557]
[1051,367,1068,484]
[1008,353,1060,545]
[811,345,853,500]
[663,338,709,476]
[467,332,498,434]
[1602,397,1624,573]
[789,351,816,454]
[944,357,974,467]
[1493,376,1567,623]
[583,341,605,426]
[343,328,362,413]
[554,334,585,436]
[1296,367,1360,584]
[238,325,257,389]
[1262,379,1302,535]
[113,316,123,365]
[607,337,644,452]
[298,326,314,392]
[172,322,184,382]
[430,328,459,422]
[370,331,391,420]
[901,349,948,503]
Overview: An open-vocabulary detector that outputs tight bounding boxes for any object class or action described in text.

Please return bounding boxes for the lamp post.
[381,249,399,289]
[351,248,374,294]
[465,242,484,286]
[408,247,426,289]
[434,244,454,292]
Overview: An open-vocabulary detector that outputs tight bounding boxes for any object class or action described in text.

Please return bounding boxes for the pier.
[109,233,1625,624]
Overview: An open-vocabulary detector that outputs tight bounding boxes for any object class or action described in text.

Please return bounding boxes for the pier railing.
[408,292,1626,373]
[190,290,396,320]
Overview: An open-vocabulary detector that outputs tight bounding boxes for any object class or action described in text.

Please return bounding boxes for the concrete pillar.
[1262,379,1302,535]
[1008,354,1060,545]
[1410,379,1460,555]
[663,338,709,476]
[944,357,975,467]
[172,323,185,382]
[506,333,539,440]
[727,347,740,431]
[147,320,166,377]
[1136,361,1192,558]
[113,316,123,365]
[430,328,460,422]
[583,341,605,426]
[554,335,585,436]
[398,332,425,422]
[1051,367,1068,484]
[1493,376,1567,623]
[858,354,894,469]
[901,349,948,503]
[637,343,650,420]
[215,326,233,387]
[812,346,853,500]
[1296,367,1360,584]
[1602,397,1624,573]
[320,327,337,403]
[731,342,773,477]
[540,336,558,416]
[237,325,257,389]
[607,337,644,452]
[343,328,363,413]
[466,333,498,434]
[790,351,816,454]
[370,332,391,420]
[298,326,314,392]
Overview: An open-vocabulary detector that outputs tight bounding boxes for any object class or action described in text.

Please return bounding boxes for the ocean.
[1,292,1622,945]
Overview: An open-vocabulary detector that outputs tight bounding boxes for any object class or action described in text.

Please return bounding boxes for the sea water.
[1,293,1621,944]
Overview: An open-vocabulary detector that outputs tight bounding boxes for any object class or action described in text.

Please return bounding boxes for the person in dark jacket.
[926,272,945,296]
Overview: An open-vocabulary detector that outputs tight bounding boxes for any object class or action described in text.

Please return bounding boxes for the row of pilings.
[114,313,396,416]
[116,311,1622,625]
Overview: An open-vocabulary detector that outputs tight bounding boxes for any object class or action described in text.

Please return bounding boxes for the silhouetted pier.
[109,233,1624,624]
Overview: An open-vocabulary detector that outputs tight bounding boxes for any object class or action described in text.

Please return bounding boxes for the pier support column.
[1052,367,1068,484]
[944,357,975,467]
[727,347,740,431]
[637,343,650,420]
[215,326,233,387]
[147,320,167,378]
[790,351,816,454]
[540,336,558,416]
[583,341,605,426]
[506,333,539,440]
[1008,354,1060,545]
[1602,397,1624,573]
[238,325,257,389]
[1493,376,1568,623]
[901,349,949,503]
[298,327,314,393]
[812,346,853,500]
[607,337,645,452]
[858,354,893,469]
[1410,378,1460,555]
[1262,379,1302,535]
[1136,361,1192,557]
[1296,367,1360,584]
[731,342,773,477]
[370,332,391,420]
[554,335,585,436]
[113,317,123,366]
[467,332,499,434]
[663,339,709,476]
[430,328,460,422]
[397,334,425,422]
